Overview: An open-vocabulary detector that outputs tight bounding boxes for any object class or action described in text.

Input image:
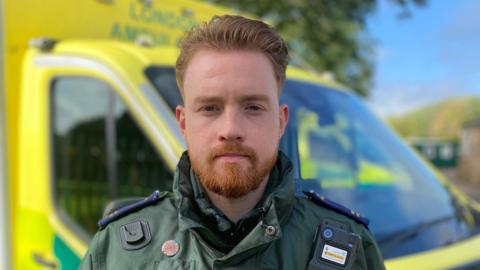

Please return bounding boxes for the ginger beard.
[190,143,278,198]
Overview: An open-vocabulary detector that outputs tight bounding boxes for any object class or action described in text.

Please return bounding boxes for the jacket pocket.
[154,260,197,270]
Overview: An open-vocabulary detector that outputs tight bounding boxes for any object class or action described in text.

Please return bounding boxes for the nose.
[218,108,245,142]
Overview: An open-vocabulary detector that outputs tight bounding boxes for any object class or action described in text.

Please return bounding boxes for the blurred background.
[367,0,480,201]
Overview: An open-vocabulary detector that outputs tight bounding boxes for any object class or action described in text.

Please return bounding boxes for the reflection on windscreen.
[280,80,470,258]
[296,106,412,190]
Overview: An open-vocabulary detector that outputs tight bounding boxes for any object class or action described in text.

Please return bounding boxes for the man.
[79,15,385,269]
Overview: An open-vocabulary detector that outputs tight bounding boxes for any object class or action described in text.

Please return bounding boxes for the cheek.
[184,123,210,152]
[256,114,282,136]
[184,112,203,137]
[249,118,281,146]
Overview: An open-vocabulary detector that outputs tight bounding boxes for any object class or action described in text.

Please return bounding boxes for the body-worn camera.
[307,218,361,270]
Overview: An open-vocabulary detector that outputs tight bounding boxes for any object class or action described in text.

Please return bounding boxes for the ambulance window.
[51,76,172,237]
[144,67,182,112]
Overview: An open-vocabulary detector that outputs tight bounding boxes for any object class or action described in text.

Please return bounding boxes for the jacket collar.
[172,151,295,253]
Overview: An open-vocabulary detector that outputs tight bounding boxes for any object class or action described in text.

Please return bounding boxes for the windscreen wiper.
[377,214,456,257]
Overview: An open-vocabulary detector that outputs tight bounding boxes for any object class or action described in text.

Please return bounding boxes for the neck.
[204,175,269,223]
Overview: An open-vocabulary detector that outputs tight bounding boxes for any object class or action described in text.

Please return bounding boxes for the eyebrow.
[193,94,271,105]
[239,94,270,103]
[192,96,224,105]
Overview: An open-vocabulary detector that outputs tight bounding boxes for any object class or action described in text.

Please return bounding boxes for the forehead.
[182,49,278,102]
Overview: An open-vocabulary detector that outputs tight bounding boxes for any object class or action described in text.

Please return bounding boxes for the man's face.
[176,49,288,198]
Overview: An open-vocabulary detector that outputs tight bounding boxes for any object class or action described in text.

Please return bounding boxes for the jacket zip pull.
[258,207,267,226]
[258,207,278,238]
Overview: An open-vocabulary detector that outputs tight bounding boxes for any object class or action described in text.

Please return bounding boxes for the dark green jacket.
[79,152,385,269]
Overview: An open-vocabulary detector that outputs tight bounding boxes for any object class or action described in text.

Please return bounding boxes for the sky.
[366,0,480,117]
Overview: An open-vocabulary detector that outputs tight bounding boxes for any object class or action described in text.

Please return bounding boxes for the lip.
[215,153,249,163]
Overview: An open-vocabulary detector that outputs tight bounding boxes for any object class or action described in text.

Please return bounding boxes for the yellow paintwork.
[385,234,480,269]
[16,49,126,268]
[15,49,54,269]
[286,66,346,91]
[49,211,89,260]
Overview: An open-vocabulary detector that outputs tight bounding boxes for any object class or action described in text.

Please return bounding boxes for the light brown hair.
[175,15,289,95]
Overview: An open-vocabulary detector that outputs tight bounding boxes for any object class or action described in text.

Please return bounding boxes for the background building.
[458,119,480,185]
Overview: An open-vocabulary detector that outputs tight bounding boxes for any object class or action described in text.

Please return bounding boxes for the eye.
[245,104,264,111]
[200,105,220,112]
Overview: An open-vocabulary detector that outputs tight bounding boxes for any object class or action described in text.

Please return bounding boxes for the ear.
[176,105,186,137]
[279,104,289,138]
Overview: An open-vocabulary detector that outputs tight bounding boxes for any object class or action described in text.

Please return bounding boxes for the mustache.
[207,143,257,161]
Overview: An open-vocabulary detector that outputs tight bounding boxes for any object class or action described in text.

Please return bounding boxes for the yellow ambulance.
[1,0,479,269]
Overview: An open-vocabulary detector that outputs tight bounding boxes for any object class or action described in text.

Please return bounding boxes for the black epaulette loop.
[98,190,163,230]
[303,190,370,228]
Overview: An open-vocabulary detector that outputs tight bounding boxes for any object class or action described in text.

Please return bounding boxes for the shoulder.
[80,191,181,269]
[97,190,173,230]
[296,190,370,229]
[291,191,386,270]
[82,191,177,258]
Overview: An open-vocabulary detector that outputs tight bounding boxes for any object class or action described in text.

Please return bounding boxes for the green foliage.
[205,0,426,96]
[387,97,480,139]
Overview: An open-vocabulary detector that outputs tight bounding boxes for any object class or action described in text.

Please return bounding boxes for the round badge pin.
[161,240,180,257]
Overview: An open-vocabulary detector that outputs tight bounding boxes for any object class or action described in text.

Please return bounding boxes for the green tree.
[207,0,426,96]
[387,97,480,139]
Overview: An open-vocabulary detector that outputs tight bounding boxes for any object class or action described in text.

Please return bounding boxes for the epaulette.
[98,190,164,230]
[303,190,370,228]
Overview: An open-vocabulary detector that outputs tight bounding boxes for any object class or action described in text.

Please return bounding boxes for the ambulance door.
[17,52,174,270]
